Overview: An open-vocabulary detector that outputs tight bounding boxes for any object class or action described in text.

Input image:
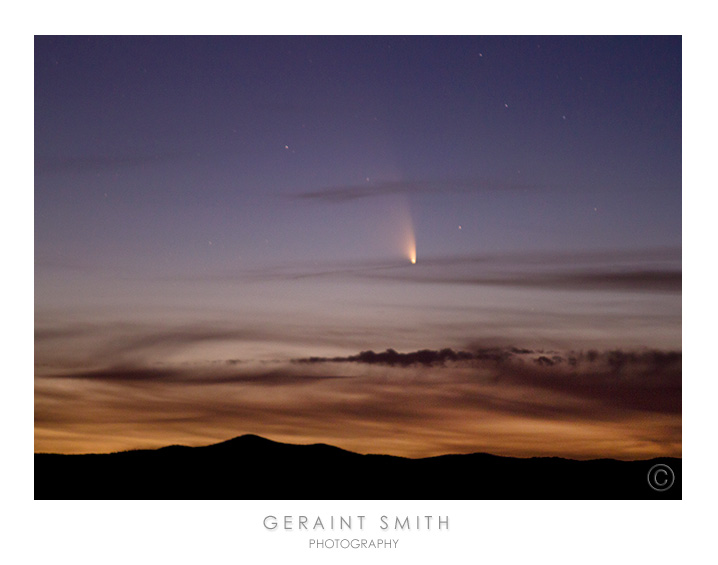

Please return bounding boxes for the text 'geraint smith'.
[263,515,449,530]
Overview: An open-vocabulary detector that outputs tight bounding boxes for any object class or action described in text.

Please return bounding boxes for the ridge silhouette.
[35,434,681,500]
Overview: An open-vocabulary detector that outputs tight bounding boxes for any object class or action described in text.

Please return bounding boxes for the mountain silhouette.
[35,434,681,500]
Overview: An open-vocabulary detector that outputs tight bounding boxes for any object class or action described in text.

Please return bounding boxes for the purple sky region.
[34,36,681,456]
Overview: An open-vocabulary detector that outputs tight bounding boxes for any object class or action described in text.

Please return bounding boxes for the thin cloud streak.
[365,268,682,293]
[41,363,352,387]
[289,178,544,203]
[193,247,681,293]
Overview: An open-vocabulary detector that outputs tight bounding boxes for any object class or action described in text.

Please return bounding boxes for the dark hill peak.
[204,434,358,457]
[207,434,281,448]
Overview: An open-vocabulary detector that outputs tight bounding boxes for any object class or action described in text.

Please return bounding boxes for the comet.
[391,192,417,264]
[405,214,417,264]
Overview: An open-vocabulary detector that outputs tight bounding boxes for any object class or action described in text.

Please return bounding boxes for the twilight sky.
[34,36,681,458]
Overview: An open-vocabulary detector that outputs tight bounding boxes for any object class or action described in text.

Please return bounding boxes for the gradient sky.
[34,36,681,458]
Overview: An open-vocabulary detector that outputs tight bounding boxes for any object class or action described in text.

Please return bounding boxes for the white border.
[13,4,714,563]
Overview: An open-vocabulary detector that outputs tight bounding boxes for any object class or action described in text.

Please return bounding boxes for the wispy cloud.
[198,247,681,293]
[289,178,543,203]
[41,363,349,386]
[33,319,403,371]
[294,346,682,414]
[295,347,509,366]
[370,268,682,293]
